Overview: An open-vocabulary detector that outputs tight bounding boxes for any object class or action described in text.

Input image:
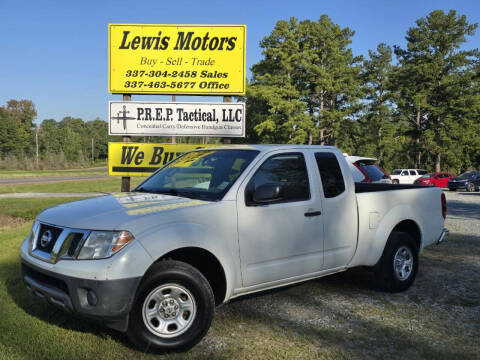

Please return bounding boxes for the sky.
[1,0,479,124]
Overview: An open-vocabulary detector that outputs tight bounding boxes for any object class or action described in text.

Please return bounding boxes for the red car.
[414,172,455,188]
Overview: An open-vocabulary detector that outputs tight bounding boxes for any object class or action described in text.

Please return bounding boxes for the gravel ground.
[444,190,480,235]
[202,190,480,359]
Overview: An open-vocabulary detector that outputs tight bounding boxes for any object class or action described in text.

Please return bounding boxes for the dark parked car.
[447,171,480,192]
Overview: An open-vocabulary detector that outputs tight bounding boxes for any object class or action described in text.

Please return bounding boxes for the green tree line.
[0,10,478,173]
[0,100,207,169]
[241,10,480,173]
[0,100,112,169]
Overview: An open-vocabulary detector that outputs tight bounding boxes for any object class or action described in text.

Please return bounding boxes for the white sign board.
[109,101,245,137]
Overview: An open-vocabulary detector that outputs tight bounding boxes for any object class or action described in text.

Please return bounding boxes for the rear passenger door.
[313,151,358,269]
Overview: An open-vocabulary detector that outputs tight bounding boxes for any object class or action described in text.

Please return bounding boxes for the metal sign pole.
[121,94,131,192]
[171,95,176,144]
[223,96,232,144]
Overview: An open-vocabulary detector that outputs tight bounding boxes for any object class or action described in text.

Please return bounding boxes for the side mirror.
[253,183,284,204]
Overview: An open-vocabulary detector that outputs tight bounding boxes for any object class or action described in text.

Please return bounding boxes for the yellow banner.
[108,142,219,176]
[108,24,246,95]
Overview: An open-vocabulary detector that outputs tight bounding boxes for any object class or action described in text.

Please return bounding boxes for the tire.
[467,182,475,192]
[392,179,399,184]
[373,232,419,292]
[127,260,215,353]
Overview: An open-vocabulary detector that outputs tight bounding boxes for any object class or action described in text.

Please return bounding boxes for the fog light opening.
[86,290,98,306]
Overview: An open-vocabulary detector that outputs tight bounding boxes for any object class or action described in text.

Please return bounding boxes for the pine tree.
[246,16,362,145]
[358,43,400,169]
[393,10,479,171]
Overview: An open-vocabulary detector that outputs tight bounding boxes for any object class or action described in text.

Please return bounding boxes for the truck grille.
[30,222,90,263]
[37,224,63,253]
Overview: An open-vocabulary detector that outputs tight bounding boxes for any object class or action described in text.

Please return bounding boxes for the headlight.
[77,231,134,259]
[28,221,39,247]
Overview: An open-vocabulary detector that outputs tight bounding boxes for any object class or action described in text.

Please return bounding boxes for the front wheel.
[127,260,215,353]
[392,179,399,184]
[373,232,419,292]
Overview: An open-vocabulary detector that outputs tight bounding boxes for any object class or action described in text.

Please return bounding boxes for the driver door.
[236,150,324,287]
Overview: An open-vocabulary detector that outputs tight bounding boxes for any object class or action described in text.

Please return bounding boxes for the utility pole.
[35,125,39,168]
[121,94,131,192]
[91,138,94,163]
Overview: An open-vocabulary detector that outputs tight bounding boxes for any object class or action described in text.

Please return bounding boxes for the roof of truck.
[196,144,339,152]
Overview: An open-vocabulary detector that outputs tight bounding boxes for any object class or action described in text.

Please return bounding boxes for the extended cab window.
[315,152,345,198]
[246,153,310,204]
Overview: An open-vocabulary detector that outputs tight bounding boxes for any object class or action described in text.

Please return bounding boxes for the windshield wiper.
[148,189,182,196]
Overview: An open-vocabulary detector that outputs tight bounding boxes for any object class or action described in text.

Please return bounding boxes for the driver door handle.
[304,211,321,217]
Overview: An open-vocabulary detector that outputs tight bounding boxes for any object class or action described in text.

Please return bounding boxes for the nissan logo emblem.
[40,230,53,248]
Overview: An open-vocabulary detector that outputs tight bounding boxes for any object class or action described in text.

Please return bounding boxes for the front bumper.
[436,228,449,245]
[21,261,141,332]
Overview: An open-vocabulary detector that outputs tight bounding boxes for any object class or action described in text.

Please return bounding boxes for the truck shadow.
[446,200,480,220]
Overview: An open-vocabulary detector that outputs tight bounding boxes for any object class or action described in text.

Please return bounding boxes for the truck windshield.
[135,149,259,201]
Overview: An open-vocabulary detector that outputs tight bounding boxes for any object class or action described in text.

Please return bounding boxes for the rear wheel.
[373,232,419,292]
[127,260,215,353]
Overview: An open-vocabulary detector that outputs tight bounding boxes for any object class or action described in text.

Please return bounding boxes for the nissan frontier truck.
[20,145,448,352]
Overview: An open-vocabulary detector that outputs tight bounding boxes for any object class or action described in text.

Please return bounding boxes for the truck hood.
[36,192,212,232]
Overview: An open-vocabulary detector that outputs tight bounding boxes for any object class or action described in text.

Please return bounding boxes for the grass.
[0,177,144,194]
[0,198,86,220]
[0,168,108,179]
[0,200,478,359]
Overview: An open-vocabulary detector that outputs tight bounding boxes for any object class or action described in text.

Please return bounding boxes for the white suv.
[390,169,428,184]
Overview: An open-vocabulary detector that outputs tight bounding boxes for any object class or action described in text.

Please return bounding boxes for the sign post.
[223,96,232,144]
[171,95,176,144]
[121,94,131,192]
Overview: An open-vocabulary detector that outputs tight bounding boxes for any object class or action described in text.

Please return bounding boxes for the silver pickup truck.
[20,145,448,352]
